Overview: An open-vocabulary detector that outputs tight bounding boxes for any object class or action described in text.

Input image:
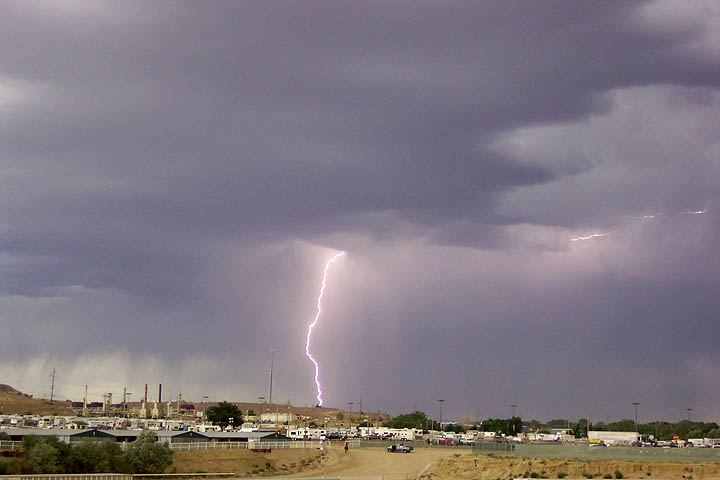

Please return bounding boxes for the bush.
[615,471,624,479]
[558,473,568,479]
[530,472,539,478]
[123,432,173,474]
[69,439,127,473]
[604,474,612,479]
[19,436,72,474]
[583,473,594,479]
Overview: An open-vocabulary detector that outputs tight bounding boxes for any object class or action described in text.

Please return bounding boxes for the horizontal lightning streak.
[305,251,345,407]
[571,233,609,242]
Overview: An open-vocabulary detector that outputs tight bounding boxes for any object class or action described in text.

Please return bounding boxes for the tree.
[68,439,126,474]
[19,436,74,474]
[123,431,173,474]
[205,401,243,429]
[383,411,429,430]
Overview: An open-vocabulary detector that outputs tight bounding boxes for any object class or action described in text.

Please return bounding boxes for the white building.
[588,431,639,445]
[260,412,297,424]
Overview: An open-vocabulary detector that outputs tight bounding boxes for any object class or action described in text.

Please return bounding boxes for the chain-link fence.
[472,442,516,454]
[515,443,720,462]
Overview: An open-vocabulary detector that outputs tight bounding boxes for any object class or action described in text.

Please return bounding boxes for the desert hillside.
[0,384,73,416]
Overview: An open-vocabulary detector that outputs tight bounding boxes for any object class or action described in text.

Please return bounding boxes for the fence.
[0,440,23,451]
[2,474,238,480]
[472,442,516,454]
[515,443,720,462]
[167,440,324,451]
[2,474,130,480]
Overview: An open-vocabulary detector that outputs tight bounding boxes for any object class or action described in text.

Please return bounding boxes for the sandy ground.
[422,453,720,480]
[173,447,720,480]
[171,448,325,476]
[285,446,459,479]
[172,445,458,479]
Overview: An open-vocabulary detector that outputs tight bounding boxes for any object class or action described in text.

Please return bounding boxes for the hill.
[0,384,73,416]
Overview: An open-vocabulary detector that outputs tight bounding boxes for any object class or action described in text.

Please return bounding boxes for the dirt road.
[285,446,460,480]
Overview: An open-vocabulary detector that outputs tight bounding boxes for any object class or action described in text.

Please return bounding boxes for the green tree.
[20,436,72,474]
[205,401,243,429]
[547,419,571,429]
[123,431,173,474]
[383,411,429,430]
[68,439,126,474]
[480,417,523,436]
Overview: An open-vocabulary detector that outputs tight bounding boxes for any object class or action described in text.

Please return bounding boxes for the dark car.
[387,444,413,453]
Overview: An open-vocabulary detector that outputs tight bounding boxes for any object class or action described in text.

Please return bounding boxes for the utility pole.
[632,402,640,431]
[49,368,56,402]
[269,348,274,404]
[348,402,354,430]
[509,404,518,435]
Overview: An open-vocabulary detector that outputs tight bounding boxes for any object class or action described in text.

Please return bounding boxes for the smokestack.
[158,384,162,403]
[144,384,148,403]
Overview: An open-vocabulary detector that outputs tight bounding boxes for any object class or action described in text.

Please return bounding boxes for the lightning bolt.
[305,251,345,407]
[681,206,707,216]
[570,233,610,242]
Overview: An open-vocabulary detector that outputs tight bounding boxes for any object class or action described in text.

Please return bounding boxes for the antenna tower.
[49,368,56,402]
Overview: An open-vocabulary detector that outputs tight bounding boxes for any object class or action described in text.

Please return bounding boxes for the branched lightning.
[570,233,610,242]
[305,251,345,407]
[571,205,708,243]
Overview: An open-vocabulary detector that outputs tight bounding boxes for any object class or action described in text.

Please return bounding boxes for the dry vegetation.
[169,448,327,477]
[0,384,73,416]
[422,453,720,480]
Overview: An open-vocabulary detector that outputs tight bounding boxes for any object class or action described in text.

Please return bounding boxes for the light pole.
[437,399,445,433]
[348,402,354,432]
[632,402,640,431]
[686,408,693,421]
[509,404,518,435]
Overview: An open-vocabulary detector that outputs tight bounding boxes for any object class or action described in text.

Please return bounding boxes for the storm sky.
[2,0,719,423]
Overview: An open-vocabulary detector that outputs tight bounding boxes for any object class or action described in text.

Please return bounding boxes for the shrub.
[558,473,568,479]
[615,471,624,479]
[530,472,539,478]
[604,474,612,479]
[123,431,173,474]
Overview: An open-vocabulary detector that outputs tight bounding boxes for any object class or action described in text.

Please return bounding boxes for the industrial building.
[0,427,287,444]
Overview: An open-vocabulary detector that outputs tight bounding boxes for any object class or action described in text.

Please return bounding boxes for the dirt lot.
[172,445,459,478]
[422,453,720,480]
[172,447,720,480]
[171,448,325,476]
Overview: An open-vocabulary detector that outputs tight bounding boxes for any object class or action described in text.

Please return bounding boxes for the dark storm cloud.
[1,1,719,420]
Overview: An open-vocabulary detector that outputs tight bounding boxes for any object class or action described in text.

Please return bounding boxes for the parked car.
[387,444,414,453]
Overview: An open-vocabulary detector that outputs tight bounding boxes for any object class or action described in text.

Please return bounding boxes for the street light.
[437,400,445,432]
[510,404,518,418]
[686,408,693,421]
[509,404,518,435]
